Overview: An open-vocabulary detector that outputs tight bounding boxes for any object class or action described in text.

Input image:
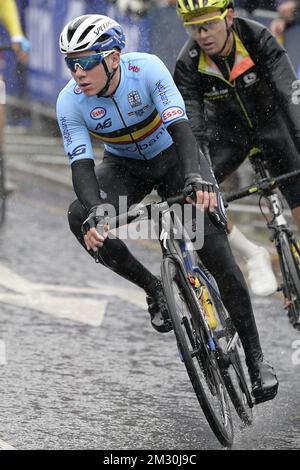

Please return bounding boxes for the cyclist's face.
[185,9,234,56]
[67,50,120,96]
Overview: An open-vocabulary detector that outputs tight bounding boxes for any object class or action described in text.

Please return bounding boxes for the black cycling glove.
[184,174,216,197]
[81,205,109,235]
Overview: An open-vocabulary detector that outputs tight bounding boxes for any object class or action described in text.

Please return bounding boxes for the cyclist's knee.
[98,236,128,270]
[68,200,87,236]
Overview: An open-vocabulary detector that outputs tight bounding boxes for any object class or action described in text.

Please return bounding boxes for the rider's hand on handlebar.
[84,226,109,251]
[184,176,218,212]
[81,206,110,252]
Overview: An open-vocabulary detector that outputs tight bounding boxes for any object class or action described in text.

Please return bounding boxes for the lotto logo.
[162,107,184,123]
[90,107,106,120]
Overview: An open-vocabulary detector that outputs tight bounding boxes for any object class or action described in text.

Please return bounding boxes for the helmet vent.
[97,34,110,43]
[78,25,94,43]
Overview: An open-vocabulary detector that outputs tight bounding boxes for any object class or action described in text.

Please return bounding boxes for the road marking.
[0,263,146,326]
[0,439,16,450]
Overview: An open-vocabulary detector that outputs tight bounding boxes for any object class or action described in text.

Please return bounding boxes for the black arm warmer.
[71,159,102,211]
[167,120,201,179]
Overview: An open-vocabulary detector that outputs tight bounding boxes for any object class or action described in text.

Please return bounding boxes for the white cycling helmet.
[59,14,126,54]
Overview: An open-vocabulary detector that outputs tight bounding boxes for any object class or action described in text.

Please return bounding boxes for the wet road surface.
[0,176,299,450]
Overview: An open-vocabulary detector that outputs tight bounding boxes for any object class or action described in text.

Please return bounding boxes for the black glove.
[81,205,109,235]
[184,174,227,230]
[184,174,216,198]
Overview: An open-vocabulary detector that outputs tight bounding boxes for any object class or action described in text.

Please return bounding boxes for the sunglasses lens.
[65,54,103,72]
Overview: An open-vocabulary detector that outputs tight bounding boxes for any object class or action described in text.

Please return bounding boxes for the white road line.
[0,439,16,450]
[0,263,146,326]
[0,292,108,327]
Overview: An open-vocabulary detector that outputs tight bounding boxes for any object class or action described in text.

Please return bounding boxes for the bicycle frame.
[249,150,289,229]
[157,205,220,351]
[156,203,244,366]
[224,149,300,328]
[156,201,253,427]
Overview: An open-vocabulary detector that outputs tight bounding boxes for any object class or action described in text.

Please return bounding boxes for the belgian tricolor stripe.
[89,109,162,144]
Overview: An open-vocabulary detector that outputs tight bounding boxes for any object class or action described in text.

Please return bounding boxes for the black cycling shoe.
[248,359,279,405]
[146,282,173,333]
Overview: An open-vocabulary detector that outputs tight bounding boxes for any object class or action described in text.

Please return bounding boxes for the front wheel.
[195,267,253,426]
[277,232,300,330]
[161,256,234,448]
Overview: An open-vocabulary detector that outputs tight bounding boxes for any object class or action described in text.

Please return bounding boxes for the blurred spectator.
[235,0,277,11]
[108,0,177,17]
[0,0,30,190]
[0,0,30,65]
[271,1,300,36]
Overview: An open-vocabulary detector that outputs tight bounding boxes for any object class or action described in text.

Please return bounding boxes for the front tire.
[196,269,253,426]
[161,256,234,448]
[278,232,300,330]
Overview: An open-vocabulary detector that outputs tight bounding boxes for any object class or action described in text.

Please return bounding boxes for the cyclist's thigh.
[209,140,249,185]
[160,149,227,236]
[260,114,300,209]
[69,154,154,228]
[94,154,154,211]
[160,147,219,195]
[260,114,300,174]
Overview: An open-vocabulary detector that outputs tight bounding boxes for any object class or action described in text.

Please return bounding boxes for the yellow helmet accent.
[177,0,233,20]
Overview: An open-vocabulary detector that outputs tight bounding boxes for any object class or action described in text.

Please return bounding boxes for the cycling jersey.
[0,0,24,41]
[174,16,300,209]
[174,17,300,149]
[57,52,188,164]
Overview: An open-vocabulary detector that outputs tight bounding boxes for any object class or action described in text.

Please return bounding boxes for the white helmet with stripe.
[59,14,126,54]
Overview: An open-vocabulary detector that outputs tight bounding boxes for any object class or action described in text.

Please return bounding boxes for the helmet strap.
[96,60,117,97]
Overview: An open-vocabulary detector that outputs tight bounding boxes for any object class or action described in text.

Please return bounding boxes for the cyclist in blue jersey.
[56,14,278,403]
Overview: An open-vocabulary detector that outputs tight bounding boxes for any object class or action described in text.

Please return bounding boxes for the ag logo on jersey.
[243,72,257,86]
[95,118,112,131]
[128,90,142,108]
[162,106,184,124]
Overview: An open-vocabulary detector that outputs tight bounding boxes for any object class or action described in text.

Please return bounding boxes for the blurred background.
[1,0,300,136]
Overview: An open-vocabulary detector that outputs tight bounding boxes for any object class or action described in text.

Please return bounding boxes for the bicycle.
[224,148,300,331]
[97,188,253,448]
[0,44,12,226]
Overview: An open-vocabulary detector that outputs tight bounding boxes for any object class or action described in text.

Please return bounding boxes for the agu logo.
[90,107,106,120]
[162,107,184,123]
[243,72,257,86]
